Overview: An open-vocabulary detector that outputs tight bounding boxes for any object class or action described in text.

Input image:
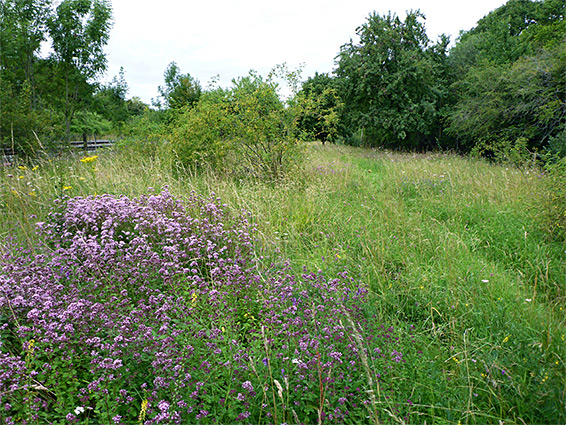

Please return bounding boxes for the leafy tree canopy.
[48,0,112,80]
[296,72,343,144]
[447,0,565,153]
[335,10,450,149]
[157,62,202,111]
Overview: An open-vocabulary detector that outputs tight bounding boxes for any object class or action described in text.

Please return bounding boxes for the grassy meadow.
[1,143,565,424]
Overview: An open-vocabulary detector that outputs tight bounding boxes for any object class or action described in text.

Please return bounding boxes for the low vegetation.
[1,144,564,423]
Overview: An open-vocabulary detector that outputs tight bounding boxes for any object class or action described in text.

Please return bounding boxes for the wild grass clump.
[0,188,408,424]
[538,156,566,240]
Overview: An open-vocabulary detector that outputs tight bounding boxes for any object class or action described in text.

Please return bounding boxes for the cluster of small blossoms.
[0,188,407,423]
[248,265,406,421]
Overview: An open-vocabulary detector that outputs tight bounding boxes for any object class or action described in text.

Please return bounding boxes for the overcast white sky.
[102,0,508,104]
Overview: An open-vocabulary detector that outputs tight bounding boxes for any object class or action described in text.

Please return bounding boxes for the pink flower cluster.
[0,188,406,423]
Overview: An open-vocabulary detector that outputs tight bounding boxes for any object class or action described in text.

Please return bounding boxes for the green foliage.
[296,73,343,144]
[335,10,450,149]
[452,0,565,67]
[0,0,114,152]
[158,61,202,112]
[447,0,565,152]
[448,40,565,152]
[116,108,166,158]
[70,110,112,137]
[471,138,537,169]
[47,0,112,80]
[92,67,131,133]
[0,0,57,153]
[168,69,303,179]
[537,156,566,240]
[0,0,50,88]
[47,0,113,139]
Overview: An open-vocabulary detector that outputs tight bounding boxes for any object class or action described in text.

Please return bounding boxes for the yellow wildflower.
[28,191,36,197]
[18,165,27,170]
[32,165,39,171]
[80,155,98,163]
[138,399,149,424]
[63,186,72,191]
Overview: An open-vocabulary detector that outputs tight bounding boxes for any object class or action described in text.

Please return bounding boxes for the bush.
[471,138,538,168]
[0,189,407,424]
[168,71,303,179]
[115,109,167,158]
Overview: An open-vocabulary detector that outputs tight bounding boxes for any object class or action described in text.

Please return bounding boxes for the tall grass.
[1,143,564,423]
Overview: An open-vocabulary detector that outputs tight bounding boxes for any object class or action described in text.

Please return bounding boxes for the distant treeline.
[1,0,564,159]
[305,0,565,158]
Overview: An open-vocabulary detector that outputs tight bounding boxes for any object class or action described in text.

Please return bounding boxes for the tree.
[0,0,51,101]
[47,0,112,140]
[0,0,54,153]
[93,67,130,133]
[158,62,202,111]
[335,10,449,149]
[297,73,343,144]
[446,0,565,153]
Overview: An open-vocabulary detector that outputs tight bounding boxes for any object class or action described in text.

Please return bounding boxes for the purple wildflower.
[242,381,254,392]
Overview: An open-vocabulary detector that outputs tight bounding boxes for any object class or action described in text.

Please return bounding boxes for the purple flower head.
[237,411,251,420]
[391,350,403,363]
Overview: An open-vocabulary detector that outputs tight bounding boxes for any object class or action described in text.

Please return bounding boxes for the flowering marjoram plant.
[0,188,407,424]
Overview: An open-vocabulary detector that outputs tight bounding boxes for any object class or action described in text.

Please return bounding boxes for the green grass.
[1,143,565,423]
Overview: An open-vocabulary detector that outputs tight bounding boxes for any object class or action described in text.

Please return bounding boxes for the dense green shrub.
[168,71,303,179]
[470,137,538,168]
[335,11,450,149]
[296,72,343,144]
